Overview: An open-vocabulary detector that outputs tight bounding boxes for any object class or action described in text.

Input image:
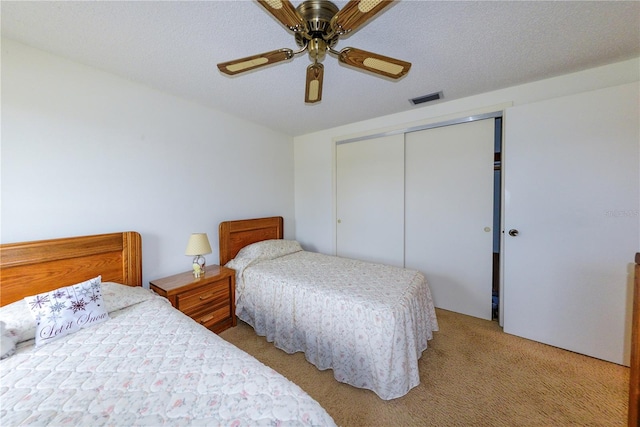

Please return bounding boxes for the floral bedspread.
[0,287,336,426]
[232,250,439,400]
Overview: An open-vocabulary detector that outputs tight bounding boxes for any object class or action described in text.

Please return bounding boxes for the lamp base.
[192,255,206,278]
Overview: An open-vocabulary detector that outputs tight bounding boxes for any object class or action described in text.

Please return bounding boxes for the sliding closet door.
[405,119,495,320]
[336,134,404,267]
[503,82,639,365]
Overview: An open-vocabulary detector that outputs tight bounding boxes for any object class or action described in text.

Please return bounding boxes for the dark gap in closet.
[492,117,502,321]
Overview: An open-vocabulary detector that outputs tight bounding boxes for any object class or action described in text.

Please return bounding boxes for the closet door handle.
[508,229,519,237]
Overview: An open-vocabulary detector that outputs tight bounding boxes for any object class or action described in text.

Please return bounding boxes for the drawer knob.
[199,314,214,324]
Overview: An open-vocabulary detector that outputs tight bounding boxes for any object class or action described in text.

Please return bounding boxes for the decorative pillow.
[233,239,303,262]
[0,321,19,359]
[0,282,155,345]
[0,299,37,344]
[24,276,109,347]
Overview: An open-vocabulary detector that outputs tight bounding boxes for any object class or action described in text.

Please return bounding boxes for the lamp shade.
[185,233,212,256]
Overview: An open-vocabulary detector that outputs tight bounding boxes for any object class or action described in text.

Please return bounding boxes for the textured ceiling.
[2,1,639,137]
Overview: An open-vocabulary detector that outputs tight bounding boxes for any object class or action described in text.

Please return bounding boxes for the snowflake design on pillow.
[50,301,66,313]
[69,299,88,313]
[24,276,110,347]
[28,295,50,310]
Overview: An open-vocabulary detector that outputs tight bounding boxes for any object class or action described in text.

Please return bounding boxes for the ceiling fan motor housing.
[294,0,340,50]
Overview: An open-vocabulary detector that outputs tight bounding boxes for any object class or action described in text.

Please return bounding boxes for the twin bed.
[0,232,335,426]
[219,216,439,400]
[0,216,439,424]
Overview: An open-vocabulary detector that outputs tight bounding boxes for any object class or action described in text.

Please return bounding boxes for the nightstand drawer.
[189,302,231,329]
[177,278,230,313]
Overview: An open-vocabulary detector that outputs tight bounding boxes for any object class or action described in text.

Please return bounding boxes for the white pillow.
[0,321,19,359]
[233,239,302,262]
[226,240,303,284]
[0,299,36,344]
[101,282,156,312]
[24,276,109,347]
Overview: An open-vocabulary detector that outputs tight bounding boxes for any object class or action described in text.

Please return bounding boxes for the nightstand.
[149,265,236,334]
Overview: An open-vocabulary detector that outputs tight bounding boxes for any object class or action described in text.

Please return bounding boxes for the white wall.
[1,39,295,284]
[294,58,640,254]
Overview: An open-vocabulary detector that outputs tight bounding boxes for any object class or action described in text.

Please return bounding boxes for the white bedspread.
[232,250,439,400]
[0,288,336,426]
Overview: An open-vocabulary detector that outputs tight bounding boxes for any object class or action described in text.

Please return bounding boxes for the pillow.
[24,276,109,347]
[0,321,19,359]
[233,239,302,262]
[101,282,157,312]
[0,299,36,344]
[225,256,256,276]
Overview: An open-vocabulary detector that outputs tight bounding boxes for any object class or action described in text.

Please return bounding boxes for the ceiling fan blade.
[331,0,394,35]
[338,47,411,79]
[256,0,305,32]
[217,49,294,75]
[305,63,324,103]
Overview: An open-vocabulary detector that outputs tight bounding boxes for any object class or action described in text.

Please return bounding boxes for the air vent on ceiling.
[410,91,443,105]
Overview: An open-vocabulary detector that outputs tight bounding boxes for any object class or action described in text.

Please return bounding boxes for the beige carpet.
[220,309,629,426]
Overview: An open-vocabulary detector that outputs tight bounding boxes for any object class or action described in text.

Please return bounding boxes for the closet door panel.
[405,119,495,320]
[503,82,639,365]
[336,134,405,267]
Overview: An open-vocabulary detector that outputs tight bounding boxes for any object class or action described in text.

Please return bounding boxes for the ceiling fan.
[217,0,411,104]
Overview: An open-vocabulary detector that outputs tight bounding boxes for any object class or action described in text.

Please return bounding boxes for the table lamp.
[185,233,212,278]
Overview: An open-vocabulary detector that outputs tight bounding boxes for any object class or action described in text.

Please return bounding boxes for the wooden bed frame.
[630,253,640,427]
[0,232,142,307]
[218,216,283,265]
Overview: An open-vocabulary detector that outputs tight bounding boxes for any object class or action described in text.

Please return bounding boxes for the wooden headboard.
[218,216,283,265]
[0,232,142,306]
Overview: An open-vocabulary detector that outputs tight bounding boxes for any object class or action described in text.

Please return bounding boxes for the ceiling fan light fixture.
[309,38,328,61]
